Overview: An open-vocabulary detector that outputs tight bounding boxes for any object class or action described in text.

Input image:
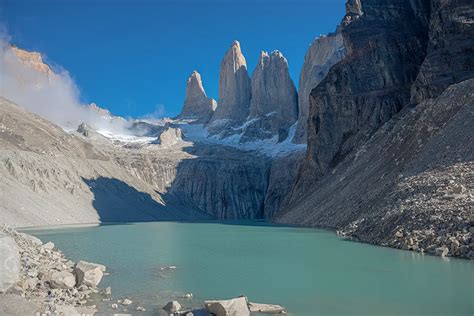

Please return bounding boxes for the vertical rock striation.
[241,51,298,142]
[293,33,346,143]
[411,0,474,102]
[293,0,431,192]
[210,41,251,124]
[178,71,216,122]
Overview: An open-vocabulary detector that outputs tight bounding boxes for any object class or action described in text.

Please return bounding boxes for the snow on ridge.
[176,121,306,157]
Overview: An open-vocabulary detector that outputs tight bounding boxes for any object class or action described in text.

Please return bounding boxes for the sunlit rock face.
[10,46,53,76]
[292,33,345,144]
[178,71,216,123]
[241,51,298,143]
[210,40,251,124]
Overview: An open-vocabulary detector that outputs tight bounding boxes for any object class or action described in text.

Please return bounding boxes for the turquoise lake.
[25,221,474,316]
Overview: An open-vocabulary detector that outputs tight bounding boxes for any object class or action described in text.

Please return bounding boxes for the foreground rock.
[248,301,286,313]
[0,232,20,292]
[204,296,250,316]
[163,300,182,313]
[0,225,107,314]
[74,260,105,287]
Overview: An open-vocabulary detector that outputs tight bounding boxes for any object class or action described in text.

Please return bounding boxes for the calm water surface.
[25,221,474,316]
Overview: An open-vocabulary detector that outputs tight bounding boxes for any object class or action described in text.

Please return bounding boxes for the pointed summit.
[210,40,251,123]
[240,49,297,142]
[179,70,216,122]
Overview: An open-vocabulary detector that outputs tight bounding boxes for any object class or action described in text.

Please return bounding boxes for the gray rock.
[435,246,449,257]
[411,0,474,103]
[210,40,251,124]
[50,271,76,289]
[248,301,286,314]
[0,233,20,293]
[293,32,345,144]
[204,296,250,316]
[244,50,298,142]
[74,260,104,287]
[178,71,216,122]
[163,300,181,313]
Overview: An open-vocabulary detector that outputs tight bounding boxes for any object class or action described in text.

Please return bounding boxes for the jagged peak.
[231,40,241,49]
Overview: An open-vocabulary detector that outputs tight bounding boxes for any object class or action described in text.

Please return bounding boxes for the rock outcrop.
[0,233,20,293]
[210,41,251,124]
[293,0,431,190]
[178,71,216,122]
[293,33,346,143]
[411,0,474,103]
[240,51,298,142]
[9,46,53,76]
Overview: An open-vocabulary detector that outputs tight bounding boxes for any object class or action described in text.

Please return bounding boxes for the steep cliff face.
[278,0,474,258]
[293,0,431,191]
[293,34,345,144]
[10,46,53,76]
[276,79,474,258]
[178,71,216,122]
[242,51,298,142]
[210,41,251,124]
[411,0,474,102]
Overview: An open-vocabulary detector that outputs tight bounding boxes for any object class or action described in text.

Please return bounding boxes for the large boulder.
[0,233,20,293]
[204,296,250,316]
[50,271,76,289]
[74,260,105,287]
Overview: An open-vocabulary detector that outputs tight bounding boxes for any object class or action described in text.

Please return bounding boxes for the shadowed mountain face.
[82,177,174,222]
[277,0,474,259]
[0,96,300,227]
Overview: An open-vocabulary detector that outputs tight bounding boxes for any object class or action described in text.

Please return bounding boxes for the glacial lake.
[25,221,473,316]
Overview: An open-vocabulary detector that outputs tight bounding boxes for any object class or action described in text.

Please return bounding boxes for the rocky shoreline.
[0,225,287,315]
[0,225,106,315]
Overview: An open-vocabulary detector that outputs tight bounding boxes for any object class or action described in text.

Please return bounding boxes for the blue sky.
[1,0,345,118]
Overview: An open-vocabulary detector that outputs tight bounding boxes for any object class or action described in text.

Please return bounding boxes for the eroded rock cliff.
[293,33,345,143]
[242,51,298,142]
[178,71,216,122]
[210,41,251,125]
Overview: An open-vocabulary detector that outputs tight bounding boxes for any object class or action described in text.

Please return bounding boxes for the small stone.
[163,301,181,313]
[101,286,112,295]
[111,303,118,309]
[121,298,133,305]
[435,246,449,257]
[136,306,146,312]
[395,231,403,238]
[184,293,193,299]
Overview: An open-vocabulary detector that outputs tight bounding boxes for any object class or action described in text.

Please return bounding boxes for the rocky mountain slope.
[276,0,474,259]
[0,95,303,227]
